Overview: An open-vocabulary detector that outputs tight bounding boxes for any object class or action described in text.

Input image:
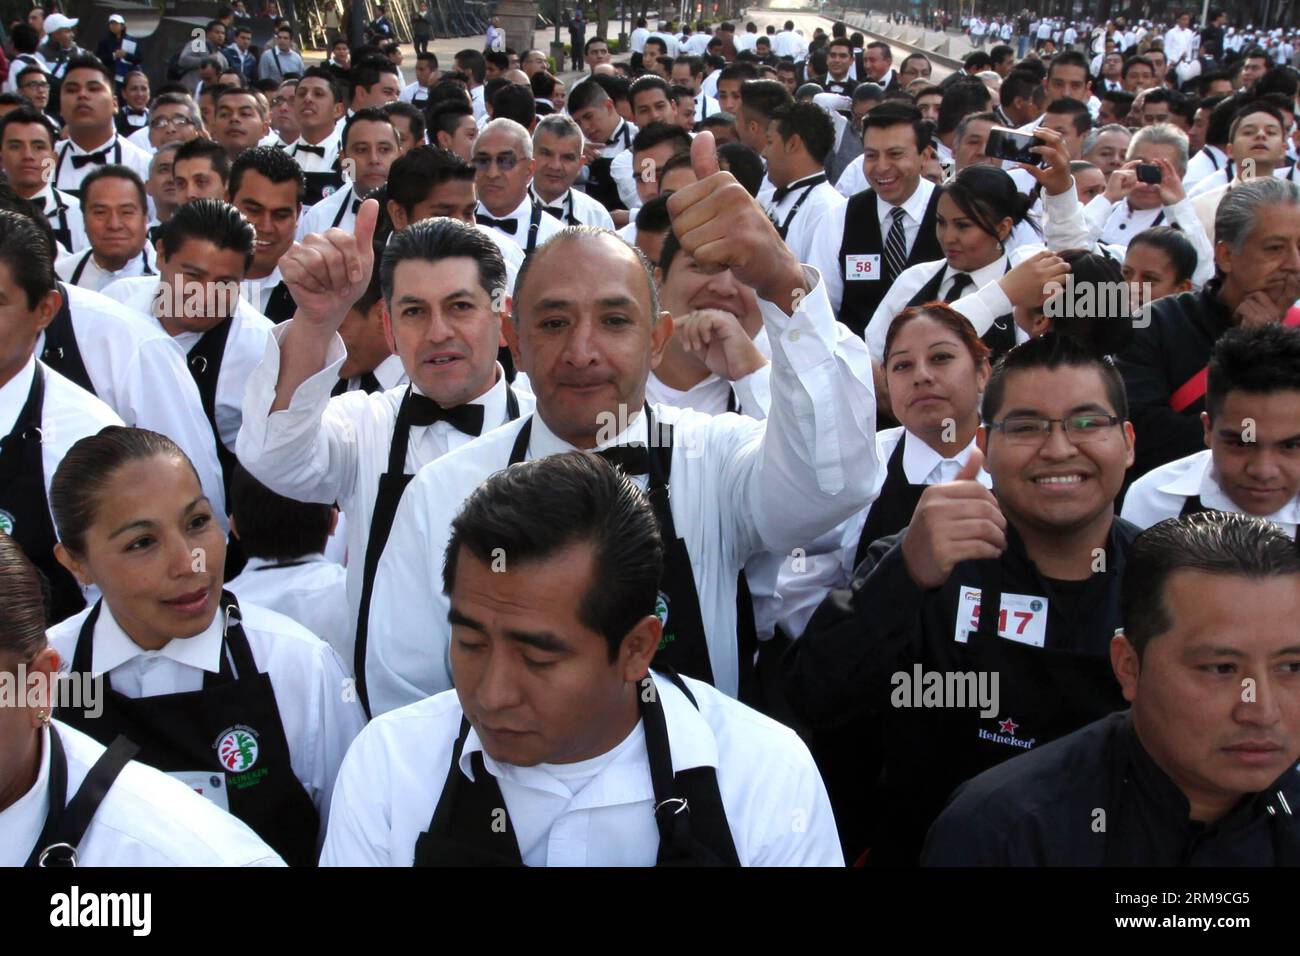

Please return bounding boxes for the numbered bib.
[845,253,881,281]
[954,587,1049,648]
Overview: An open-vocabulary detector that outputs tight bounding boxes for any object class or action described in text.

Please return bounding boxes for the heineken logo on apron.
[216,725,260,772]
[655,591,675,649]
[0,510,13,535]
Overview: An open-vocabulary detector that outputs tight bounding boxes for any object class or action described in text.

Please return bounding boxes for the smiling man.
[54,165,155,291]
[100,199,270,500]
[1123,324,1300,537]
[924,511,1300,865]
[231,147,303,323]
[786,334,1140,866]
[320,452,842,866]
[288,67,346,206]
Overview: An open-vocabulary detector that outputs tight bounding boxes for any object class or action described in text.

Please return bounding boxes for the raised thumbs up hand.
[665,131,809,315]
[900,444,1008,591]
[280,197,380,331]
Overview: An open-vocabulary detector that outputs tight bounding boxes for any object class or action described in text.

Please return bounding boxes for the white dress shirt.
[694,92,722,122]
[319,672,843,866]
[530,184,616,229]
[765,175,847,264]
[100,275,273,455]
[1042,184,1215,288]
[834,159,868,198]
[600,119,641,212]
[1183,145,1228,188]
[1,721,285,867]
[236,324,536,645]
[32,183,87,252]
[3,51,47,93]
[364,266,880,713]
[773,29,802,58]
[1084,193,1210,252]
[630,25,649,52]
[297,182,361,239]
[475,194,565,253]
[807,176,936,317]
[53,132,152,195]
[55,245,157,293]
[286,130,342,173]
[1121,448,1300,537]
[399,80,429,105]
[227,554,353,674]
[1187,164,1298,199]
[39,282,227,526]
[0,357,121,598]
[126,123,154,152]
[470,83,485,121]
[644,359,771,419]
[861,251,1033,363]
[49,599,366,839]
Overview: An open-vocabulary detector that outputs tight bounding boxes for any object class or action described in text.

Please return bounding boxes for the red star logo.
[998,717,1018,736]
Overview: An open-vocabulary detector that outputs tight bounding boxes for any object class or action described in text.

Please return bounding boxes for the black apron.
[0,364,86,622]
[352,384,522,715]
[770,175,827,241]
[906,260,1017,363]
[300,152,345,208]
[872,545,1127,865]
[505,408,759,700]
[57,593,321,867]
[25,726,140,867]
[585,122,631,213]
[853,434,927,570]
[262,280,297,324]
[411,670,740,866]
[45,190,74,251]
[68,248,154,287]
[185,316,239,502]
[40,283,95,396]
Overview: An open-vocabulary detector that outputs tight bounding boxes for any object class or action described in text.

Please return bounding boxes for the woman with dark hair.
[0,532,283,866]
[45,426,365,867]
[863,165,1066,368]
[1014,247,1136,356]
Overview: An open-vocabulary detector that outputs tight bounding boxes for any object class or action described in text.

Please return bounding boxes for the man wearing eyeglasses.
[785,333,1141,866]
[127,93,202,152]
[16,66,57,129]
[471,118,563,259]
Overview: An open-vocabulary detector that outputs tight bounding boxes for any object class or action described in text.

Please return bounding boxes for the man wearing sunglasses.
[471,118,563,258]
[785,333,1142,866]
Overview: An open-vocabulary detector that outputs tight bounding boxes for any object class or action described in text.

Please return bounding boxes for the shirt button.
[788,328,801,342]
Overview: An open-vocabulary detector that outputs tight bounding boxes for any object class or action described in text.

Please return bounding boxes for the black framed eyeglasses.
[988,414,1123,445]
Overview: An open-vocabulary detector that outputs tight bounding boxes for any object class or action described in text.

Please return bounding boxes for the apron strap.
[26,726,139,867]
[507,415,533,465]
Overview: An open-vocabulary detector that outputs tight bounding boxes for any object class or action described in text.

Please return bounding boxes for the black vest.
[837,186,942,337]
[905,260,1018,364]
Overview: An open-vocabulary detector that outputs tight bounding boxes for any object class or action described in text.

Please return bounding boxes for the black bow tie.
[295,142,326,157]
[540,204,565,219]
[71,147,111,168]
[477,214,517,234]
[606,126,624,146]
[771,174,826,204]
[406,393,484,435]
[594,444,650,476]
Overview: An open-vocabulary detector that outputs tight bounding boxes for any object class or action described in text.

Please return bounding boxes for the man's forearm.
[272,316,338,412]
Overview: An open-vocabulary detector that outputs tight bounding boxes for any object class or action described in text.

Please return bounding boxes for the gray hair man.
[1118,177,1300,477]
[472,117,564,256]
[529,113,614,228]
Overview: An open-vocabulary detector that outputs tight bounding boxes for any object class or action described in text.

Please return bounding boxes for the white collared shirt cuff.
[952,279,1014,337]
[759,265,837,372]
